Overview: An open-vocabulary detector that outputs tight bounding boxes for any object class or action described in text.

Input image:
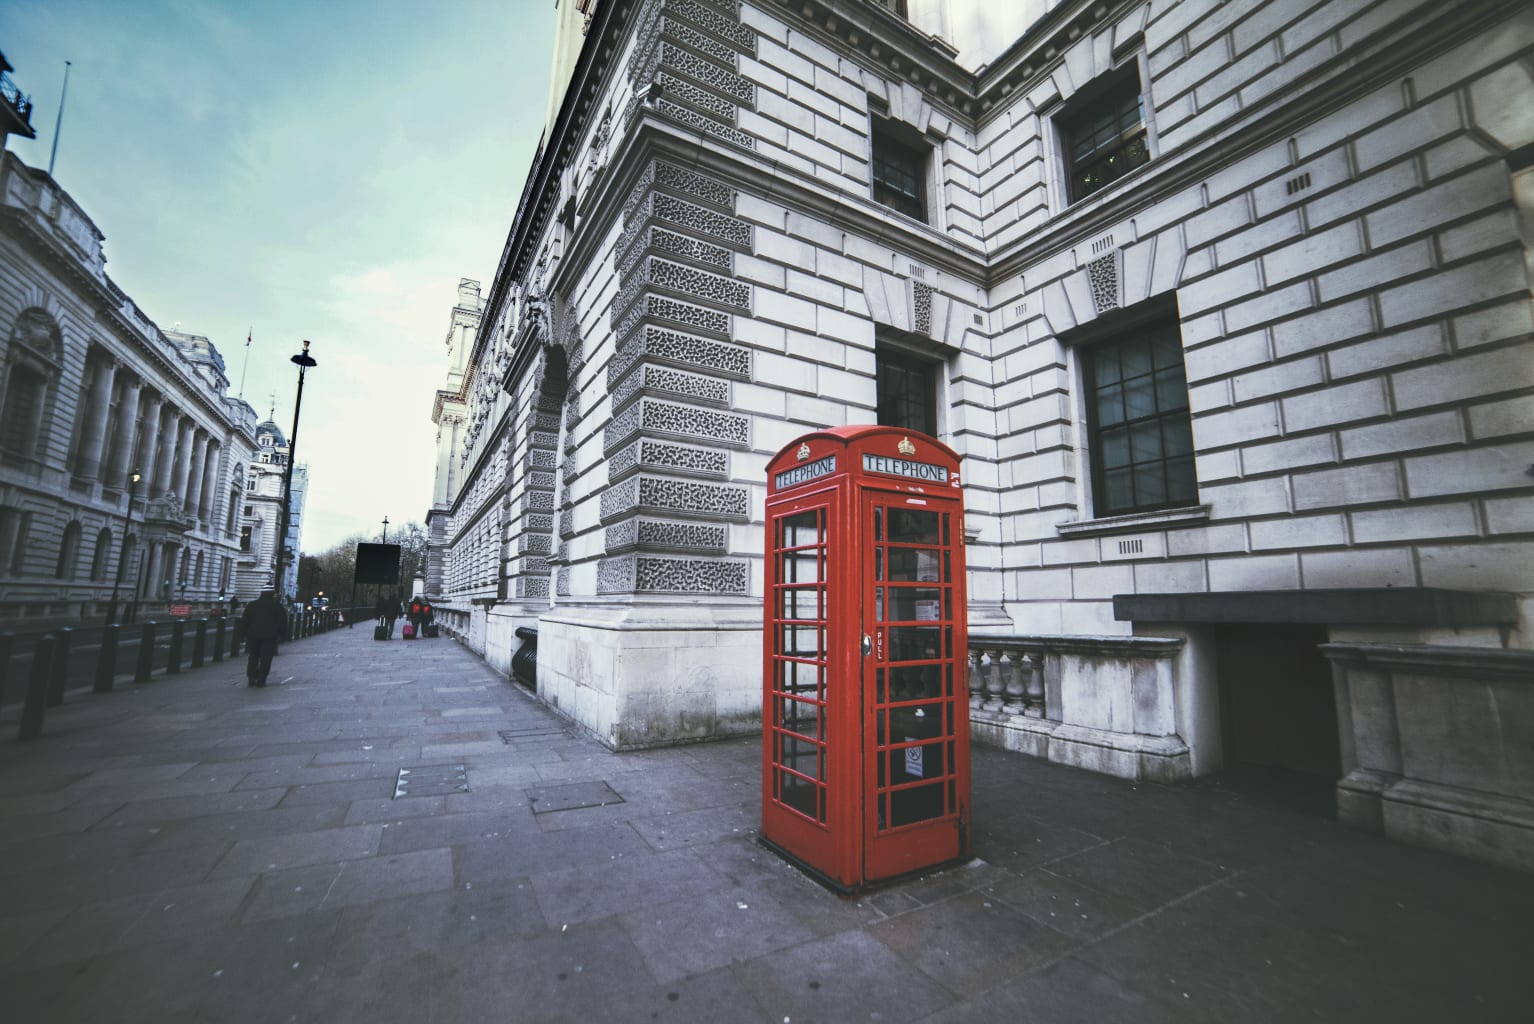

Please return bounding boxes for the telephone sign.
[761,425,971,892]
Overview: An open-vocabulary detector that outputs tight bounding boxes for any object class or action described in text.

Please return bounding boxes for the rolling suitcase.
[374,618,389,641]
[402,623,416,639]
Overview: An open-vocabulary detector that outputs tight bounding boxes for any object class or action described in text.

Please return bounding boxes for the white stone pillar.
[169,418,193,503]
[185,431,209,516]
[151,406,178,497]
[76,356,117,480]
[106,376,142,488]
[197,441,220,521]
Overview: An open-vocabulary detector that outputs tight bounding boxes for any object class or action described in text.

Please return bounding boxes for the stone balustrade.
[966,633,1190,782]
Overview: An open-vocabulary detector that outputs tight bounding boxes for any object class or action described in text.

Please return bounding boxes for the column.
[106,376,142,488]
[142,543,161,598]
[185,430,209,516]
[197,441,220,521]
[135,393,163,493]
[76,356,117,480]
[151,406,178,497]
[167,419,192,504]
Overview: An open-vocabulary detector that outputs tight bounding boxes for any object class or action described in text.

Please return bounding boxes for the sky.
[0,0,558,552]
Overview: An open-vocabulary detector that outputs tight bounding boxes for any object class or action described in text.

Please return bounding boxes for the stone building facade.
[0,150,260,622]
[429,0,1534,869]
[236,416,308,603]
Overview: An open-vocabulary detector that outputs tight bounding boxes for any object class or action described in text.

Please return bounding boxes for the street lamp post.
[107,469,142,624]
[273,340,317,601]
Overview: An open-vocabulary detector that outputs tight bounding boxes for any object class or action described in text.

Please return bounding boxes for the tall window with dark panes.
[871,121,928,222]
[1062,69,1149,203]
[876,349,938,436]
[1084,322,1196,516]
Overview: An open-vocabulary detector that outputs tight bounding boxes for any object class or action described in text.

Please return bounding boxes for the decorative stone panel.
[527,470,557,492]
[623,185,752,246]
[608,437,730,482]
[523,490,556,513]
[529,448,557,470]
[655,98,756,149]
[619,225,734,276]
[606,516,728,554]
[613,294,732,340]
[912,281,934,336]
[611,323,751,381]
[656,70,738,124]
[1089,252,1121,315]
[665,0,754,53]
[600,474,749,523]
[525,513,555,533]
[515,576,551,600]
[613,256,751,319]
[556,567,570,597]
[610,363,731,412]
[604,397,750,451]
[521,533,553,555]
[598,554,749,595]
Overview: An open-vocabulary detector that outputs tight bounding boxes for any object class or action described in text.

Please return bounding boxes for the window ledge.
[1056,505,1209,537]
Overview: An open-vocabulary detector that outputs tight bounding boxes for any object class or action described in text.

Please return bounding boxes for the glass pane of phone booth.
[871,504,958,833]
[769,507,829,824]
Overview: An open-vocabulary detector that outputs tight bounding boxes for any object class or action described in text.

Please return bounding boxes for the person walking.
[240,587,287,687]
[375,592,401,639]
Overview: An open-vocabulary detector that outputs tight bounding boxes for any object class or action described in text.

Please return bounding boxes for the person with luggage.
[240,587,286,687]
[405,596,429,639]
[375,592,402,639]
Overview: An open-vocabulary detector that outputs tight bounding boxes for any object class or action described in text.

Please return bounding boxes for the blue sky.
[1,0,557,551]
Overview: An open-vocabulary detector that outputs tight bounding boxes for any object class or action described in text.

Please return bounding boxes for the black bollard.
[19,634,55,740]
[46,627,73,707]
[213,618,226,662]
[94,625,120,694]
[192,619,207,668]
[0,630,13,707]
[167,620,185,674]
[135,621,157,682]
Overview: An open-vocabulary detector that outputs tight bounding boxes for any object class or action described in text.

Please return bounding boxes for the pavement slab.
[1,625,1530,1022]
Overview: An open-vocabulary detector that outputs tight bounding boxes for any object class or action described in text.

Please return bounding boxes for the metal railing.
[0,70,32,122]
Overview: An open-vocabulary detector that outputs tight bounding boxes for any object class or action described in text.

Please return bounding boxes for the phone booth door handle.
[861,634,872,657]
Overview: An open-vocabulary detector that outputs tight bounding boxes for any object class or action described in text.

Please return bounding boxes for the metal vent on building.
[1118,538,1144,555]
[1285,172,1312,195]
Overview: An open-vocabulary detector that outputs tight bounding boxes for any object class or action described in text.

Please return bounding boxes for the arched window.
[194,550,205,585]
[56,521,82,579]
[91,527,112,581]
[1,309,63,466]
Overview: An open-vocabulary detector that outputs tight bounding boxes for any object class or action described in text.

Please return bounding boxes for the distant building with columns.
[426,279,483,602]
[0,149,259,622]
[237,415,308,604]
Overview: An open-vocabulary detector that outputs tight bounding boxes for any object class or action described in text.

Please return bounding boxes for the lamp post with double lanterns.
[272,340,317,602]
[106,468,142,624]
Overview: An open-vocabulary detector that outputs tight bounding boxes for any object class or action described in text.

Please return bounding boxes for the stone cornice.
[480,0,639,364]
[1320,642,1534,682]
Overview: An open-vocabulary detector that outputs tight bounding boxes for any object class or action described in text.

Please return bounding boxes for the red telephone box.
[761,425,970,892]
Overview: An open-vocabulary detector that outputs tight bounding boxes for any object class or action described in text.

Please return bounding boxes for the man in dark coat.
[241,588,287,687]
[375,592,401,638]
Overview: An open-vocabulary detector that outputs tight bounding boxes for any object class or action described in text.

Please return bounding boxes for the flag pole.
[238,327,252,398]
[47,60,71,178]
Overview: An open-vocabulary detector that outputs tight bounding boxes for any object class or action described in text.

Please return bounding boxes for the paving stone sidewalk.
[0,627,1528,1023]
